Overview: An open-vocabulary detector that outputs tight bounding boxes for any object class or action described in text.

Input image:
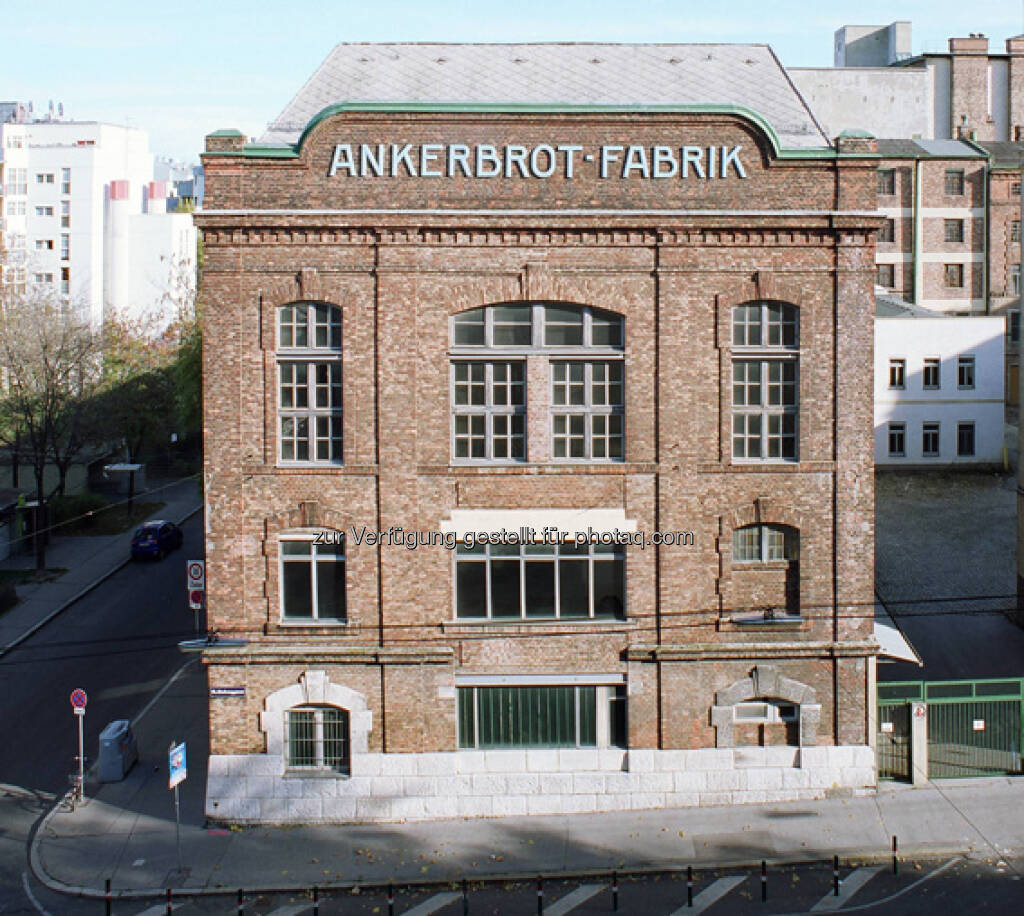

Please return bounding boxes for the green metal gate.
[878,679,1024,780]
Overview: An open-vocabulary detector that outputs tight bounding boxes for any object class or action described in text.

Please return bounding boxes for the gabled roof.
[261,43,831,151]
[973,141,1024,170]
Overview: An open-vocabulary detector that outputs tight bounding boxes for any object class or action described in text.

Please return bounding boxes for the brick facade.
[196,105,879,823]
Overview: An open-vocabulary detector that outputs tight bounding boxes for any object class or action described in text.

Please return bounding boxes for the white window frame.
[922,422,940,457]
[451,360,526,462]
[957,356,975,390]
[284,705,350,774]
[888,422,906,457]
[888,358,906,389]
[550,360,624,461]
[922,357,941,390]
[956,421,976,457]
[277,302,343,465]
[279,535,346,624]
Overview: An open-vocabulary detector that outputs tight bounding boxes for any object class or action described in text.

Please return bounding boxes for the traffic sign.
[168,741,187,789]
[187,560,205,590]
[188,589,204,610]
[70,688,87,709]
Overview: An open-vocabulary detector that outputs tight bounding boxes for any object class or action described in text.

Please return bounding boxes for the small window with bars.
[286,706,350,774]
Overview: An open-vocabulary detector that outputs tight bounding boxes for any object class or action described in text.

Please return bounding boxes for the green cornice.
[205,101,848,162]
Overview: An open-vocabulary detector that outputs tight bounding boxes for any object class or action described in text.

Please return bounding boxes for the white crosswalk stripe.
[810,865,885,911]
[263,905,310,916]
[545,884,605,915]
[668,875,746,915]
[132,904,189,916]
[400,890,462,915]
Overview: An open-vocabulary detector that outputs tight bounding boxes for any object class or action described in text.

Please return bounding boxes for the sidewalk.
[0,476,203,657]
[30,654,1024,902]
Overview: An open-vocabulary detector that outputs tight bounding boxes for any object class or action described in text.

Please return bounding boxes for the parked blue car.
[130,520,184,560]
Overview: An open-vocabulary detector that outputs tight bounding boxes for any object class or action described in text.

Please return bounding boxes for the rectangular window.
[922,422,940,457]
[60,234,69,260]
[1010,312,1020,343]
[457,685,625,749]
[1013,264,1021,297]
[34,239,53,251]
[877,264,895,288]
[944,264,964,288]
[35,172,54,184]
[944,219,964,243]
[34,205,53,217]
[286,707,349,774]
[732,360,798,460]
[923,357,941,389]
[279,362,343,461]
[888,422,906,457]
[60,266,69,296]
[1012,221,1021,243]
[888,358,906,389]
[60,200,70,228]
[877,169,896,195]
[5,168,27,195]
[551,361,624,460]
[957,422,976,457]
[957,356,975,389]
[455,540,624,620]
[452,361,525,460]
[60,167,71,195]
[1013,182,1022,197]
[944,169,965,196]
[280,538,345,621]
[879,219,895,243]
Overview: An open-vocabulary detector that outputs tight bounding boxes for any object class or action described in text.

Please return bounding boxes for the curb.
[0,500,203,660]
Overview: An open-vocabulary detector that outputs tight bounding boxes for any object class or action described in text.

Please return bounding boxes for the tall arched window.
[450,302,624,462]
[277,302,342,464]
[731,301,798,461]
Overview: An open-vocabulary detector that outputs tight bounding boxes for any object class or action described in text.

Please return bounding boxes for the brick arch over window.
[710,665,820,747]
[728,496,807,534]
[260,670,372,761]
[261,267,330,310]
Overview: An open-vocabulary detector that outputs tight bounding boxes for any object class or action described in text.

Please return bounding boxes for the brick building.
[196,44,879,824]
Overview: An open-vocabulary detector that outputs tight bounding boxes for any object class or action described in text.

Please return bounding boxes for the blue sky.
[3,1,1022,163]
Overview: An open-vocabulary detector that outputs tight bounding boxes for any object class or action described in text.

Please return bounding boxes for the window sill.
[275,619,348,629]
[722,614,806,631]
[444,617,636,635]
[283,768,349,779]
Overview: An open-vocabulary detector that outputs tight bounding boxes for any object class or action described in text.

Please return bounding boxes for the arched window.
[285,704,350,774]
[731,301,798,461]
[732,524,799,563]
[731,523,800,619]
[450,303,624,462]
[277,302,342,464]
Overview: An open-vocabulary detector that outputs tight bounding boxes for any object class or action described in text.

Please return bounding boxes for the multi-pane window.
[888,423,906,457]
[731,301,799,462]
[957,356,975,389]
[60,201,70,228]
[922,422,940,457]
[732,524,798,563]
[1013,221,1022,244]
[452,362,525,460]
[551,361,624,459]
[280,537,345,621]
[944,263,964,288]
[888,358,906,389]
[455,540,625,620]
[877,169,895,195]
[60,266,69,296]
[879,219,895,243]
[458,685,627,749]
[923,357,941,389]
[1013,264,1021,297]
[944,169,965,196]
[5,168,27,195]
[944,219,964,243]
[286,706,350,774]
[60,167,71,195]
[60,234,69,260]
[34,205,53,217]
[278,302,343,463]
[6,200,26,216]
[1013,182,1022,197]
[451,303,624,463]
[957,422,976,457]
[35,172,54,184]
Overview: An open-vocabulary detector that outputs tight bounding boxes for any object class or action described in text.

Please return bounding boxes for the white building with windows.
[875,290,1005,466]
[1,111,195,329]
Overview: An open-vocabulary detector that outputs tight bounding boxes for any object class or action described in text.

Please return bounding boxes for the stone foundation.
[206,745,876,824]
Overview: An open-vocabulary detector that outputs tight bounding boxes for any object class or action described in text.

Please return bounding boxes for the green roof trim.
[208,101,849,161]
[207,128,246,137]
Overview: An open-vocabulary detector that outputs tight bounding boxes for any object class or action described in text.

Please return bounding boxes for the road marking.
[21,873,52,916]
[133,905,188,915]
[546,884,605,915]
[811,866,885,910]
[262,906,308,916]
[131,658,197,729]
[95,677,169,701]
[401,891,461,914]
[669,875,745,915]
[831,858,959,913]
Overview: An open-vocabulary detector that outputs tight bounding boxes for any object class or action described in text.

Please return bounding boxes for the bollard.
[105,878,111,916]
[165,887,172,916]
[612,870,618,911]
[833,855,840,896]
[463,877,469,915]
[760,860,767,902]
[687,866,694,908]
[237,888,244,915]
[892,835,898,875]
[312,885,319,916]
[537,876,544,915]
[387,881,395,916]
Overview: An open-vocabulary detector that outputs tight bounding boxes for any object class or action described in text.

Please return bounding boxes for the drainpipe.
[913,158,923,305]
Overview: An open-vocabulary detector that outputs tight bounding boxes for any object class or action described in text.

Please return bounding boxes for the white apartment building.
[1,113,195,329]
[875,290,1005,467]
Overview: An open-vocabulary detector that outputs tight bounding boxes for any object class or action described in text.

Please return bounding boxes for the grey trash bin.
[97,719,138,782]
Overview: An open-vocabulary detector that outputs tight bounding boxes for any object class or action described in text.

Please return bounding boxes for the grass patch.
[51,495,166,536]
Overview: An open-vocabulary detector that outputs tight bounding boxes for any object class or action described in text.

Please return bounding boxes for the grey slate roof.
[876,138,983,159]
[974,141,1024,170]
[261,43,830,150]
